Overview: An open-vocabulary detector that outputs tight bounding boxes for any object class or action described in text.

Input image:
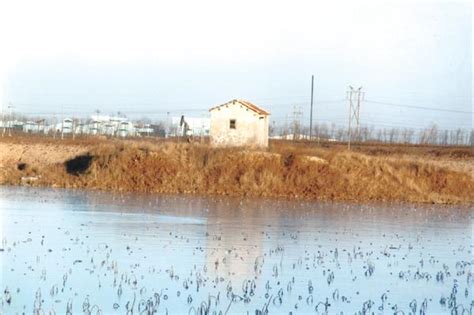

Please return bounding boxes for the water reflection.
[0,187,473,314]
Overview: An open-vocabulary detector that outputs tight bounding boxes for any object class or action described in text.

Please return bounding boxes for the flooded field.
[0,187,472,314]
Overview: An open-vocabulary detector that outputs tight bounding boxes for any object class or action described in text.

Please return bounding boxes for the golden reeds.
[1,136,473,204]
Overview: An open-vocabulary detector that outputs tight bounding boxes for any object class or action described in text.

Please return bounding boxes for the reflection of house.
[205,203,264,283]
[209,99,270,147]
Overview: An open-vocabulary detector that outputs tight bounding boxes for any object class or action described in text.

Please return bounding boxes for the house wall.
[210,102,269,147]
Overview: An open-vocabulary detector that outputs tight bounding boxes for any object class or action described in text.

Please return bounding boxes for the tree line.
[272,122,473,146]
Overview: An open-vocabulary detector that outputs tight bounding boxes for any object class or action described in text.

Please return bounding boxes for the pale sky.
[0,0,472,130]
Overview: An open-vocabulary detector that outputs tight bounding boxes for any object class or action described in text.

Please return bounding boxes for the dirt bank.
[1,136,473,204]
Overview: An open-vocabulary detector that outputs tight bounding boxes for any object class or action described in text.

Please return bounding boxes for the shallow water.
[0,186,473,314]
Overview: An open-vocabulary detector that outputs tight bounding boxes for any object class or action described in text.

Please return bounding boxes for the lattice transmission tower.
[346,86,364,149]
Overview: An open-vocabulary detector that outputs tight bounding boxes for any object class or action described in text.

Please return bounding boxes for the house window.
[229,119,236,129]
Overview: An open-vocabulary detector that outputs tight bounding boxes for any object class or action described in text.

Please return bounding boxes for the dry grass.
[1,135,473,204]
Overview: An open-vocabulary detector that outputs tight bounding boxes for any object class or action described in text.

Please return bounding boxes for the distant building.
[135,124,154,136]
[209,99,270,147]
[171,116,210,137]
[53,118,73,134]
[118,121,135,137]
[23,121,38,133]
[89,114,130,136]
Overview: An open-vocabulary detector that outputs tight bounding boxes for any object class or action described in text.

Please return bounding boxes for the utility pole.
[166,111,170,138]
[7,103,13,137]
[1,102,4,137]
[346,86,364,150]
[72,116,76,140]
[356,90,363,141]
[309,75,314,141]
[61,104,64,140]
[53,113,56,139]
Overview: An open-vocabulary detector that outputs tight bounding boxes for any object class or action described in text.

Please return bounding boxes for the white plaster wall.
[210,102,269,147]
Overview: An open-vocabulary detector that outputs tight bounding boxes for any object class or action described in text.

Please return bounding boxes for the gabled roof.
[209,99,270,116]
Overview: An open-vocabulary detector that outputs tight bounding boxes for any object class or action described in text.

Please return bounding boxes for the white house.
[209,99,270,147]
[54,118,73,134]
[171,116,210,137]
[118,121,136,137]
[135,124,154,136]
[23,121,38,133]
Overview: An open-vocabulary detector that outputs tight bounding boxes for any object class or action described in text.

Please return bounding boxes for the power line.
[365,100,472,114]
[14,98,468,114]
[10,99,347,110]
[309,75,314,140]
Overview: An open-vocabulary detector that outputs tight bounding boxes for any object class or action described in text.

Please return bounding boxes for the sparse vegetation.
[0,135,473,204]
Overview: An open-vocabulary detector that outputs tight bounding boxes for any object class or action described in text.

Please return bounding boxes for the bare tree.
[456,128,465,145]
[388,128,400,144]
[426,124,438,145]
[401,128,414,144]
[330,123,337,140]
[319,123,329,140]
[336,127,345,142]
[440,130,449,146]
